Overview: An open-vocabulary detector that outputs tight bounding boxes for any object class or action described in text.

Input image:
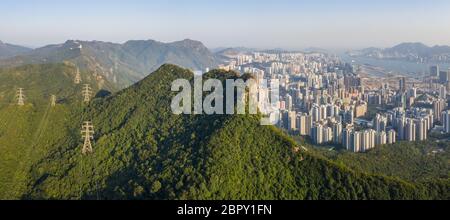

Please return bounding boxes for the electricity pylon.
[81,121,94,154]
[82,84,93,103]
[16,88,25,106]
[74,68,81,84]
[51,95,56,107]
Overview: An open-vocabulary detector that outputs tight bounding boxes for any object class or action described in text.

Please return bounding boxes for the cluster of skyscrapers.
[220,52,450,153]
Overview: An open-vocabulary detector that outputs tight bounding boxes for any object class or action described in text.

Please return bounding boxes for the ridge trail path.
[11,101,53,198]
[0,105,22,198]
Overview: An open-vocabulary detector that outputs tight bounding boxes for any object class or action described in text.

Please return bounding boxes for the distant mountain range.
[0,39,219,88]
[0,41,32,59]
[348,42,450,63]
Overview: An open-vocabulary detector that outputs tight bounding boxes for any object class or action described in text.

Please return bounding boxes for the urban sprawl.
[216,52,450,153]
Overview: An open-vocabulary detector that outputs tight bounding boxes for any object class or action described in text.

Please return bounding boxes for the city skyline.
[1,0,450,50]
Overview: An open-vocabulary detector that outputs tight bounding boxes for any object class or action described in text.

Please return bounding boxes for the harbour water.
[339,53,450,77]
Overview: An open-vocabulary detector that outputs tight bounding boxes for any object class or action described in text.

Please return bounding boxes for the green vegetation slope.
[15,64,447,200]
[0,63,106,199]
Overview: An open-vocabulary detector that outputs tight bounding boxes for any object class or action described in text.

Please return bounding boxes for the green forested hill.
[0,63,114,107]
[305,140,449,183]
[0,64,448,200]
[292,132,449,184]
[0,63,107,199]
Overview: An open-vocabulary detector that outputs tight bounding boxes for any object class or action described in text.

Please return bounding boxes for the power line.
[51,95,56,107]
[16,88,25,106]
[74,67,82,84]
[82,84,93,103]
[81,121,94,154]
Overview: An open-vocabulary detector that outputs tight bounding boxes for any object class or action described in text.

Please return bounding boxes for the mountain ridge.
[0,39,220,88]
[0,63,447,199]
[349,42,450,63]
[6,64,445,200]
[0,41,32,59]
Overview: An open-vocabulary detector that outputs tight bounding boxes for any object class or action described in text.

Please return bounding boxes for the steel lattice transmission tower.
[81,121,94,154]
[74,68,82,84]
[16,88,25,106]
[51,95,56,107]
[82,84,93,103]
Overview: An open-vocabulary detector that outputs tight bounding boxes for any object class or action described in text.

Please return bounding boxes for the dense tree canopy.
[0,64,448,200]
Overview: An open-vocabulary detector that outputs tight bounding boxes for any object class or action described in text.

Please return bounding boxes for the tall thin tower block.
[82,84,93,103]
[74,68,82,84]
[81,121,94,154]
[16,88,25,106]
[51,95,56,107]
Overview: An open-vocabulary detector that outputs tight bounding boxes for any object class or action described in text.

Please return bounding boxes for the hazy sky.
[1,0,450,50]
